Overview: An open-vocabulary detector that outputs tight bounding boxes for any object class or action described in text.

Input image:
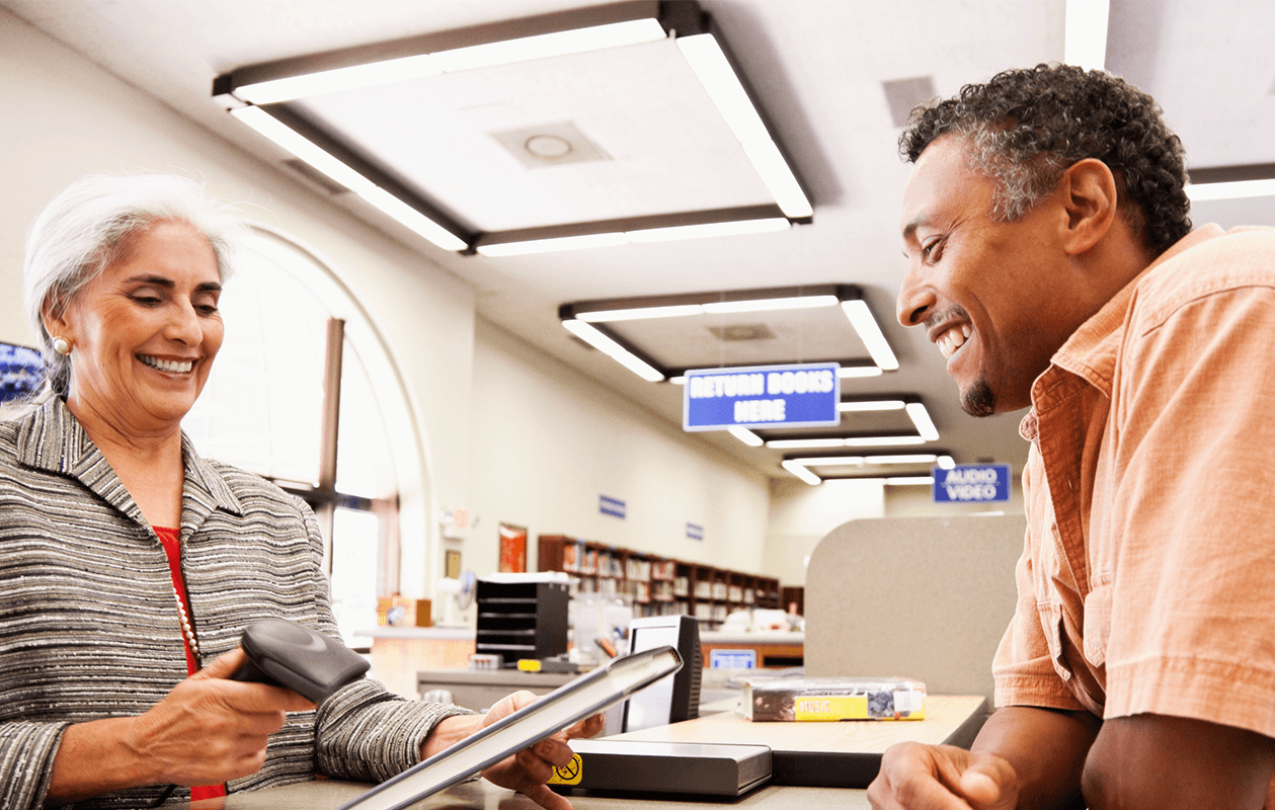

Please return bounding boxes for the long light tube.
[841,300,899,370]
[574,292,840,323]
[839,400,906,412]
[781,460,821,485]
[561,319,664,382]
[234,19,667,104]
[477,217,789,257]
[905,402,940,441]
[728,426,763,447]
[231,107,468,251]
[676,34,813,219]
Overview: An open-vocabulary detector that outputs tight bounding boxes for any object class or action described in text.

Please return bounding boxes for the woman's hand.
[48,648,315,802]
[423,691,605,810]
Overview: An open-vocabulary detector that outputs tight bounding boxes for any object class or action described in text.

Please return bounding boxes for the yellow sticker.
[548,753,583,786]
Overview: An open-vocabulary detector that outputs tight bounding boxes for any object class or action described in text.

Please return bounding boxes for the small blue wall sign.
[933,464,1012,503]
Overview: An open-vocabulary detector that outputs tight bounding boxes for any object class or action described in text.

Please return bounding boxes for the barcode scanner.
[229,618,370,703]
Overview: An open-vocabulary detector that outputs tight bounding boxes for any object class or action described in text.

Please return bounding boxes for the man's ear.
[1058,158,1119,256]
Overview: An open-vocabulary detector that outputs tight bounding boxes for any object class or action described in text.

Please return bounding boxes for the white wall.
[464,320,771,577]
[763,478,886,587]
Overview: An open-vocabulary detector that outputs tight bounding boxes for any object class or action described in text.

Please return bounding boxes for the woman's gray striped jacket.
[0,396,470,809]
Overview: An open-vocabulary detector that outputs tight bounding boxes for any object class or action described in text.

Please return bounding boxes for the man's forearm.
[970,706,1102,810]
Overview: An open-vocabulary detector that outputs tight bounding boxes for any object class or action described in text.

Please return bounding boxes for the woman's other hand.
[423,690,605,810]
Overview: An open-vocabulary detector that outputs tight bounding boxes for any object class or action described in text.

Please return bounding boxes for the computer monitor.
[621,614,701,732]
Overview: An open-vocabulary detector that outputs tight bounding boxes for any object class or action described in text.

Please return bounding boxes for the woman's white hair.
[18,172,248,406]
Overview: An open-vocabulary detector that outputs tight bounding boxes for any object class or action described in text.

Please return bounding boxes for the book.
[740,676,926,722]
[334,645,683,810]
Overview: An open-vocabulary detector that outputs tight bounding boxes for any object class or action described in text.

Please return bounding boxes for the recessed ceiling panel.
[606,306,872,371]
[288,39,775,232]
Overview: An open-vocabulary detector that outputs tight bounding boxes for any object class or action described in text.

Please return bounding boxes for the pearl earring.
[52,336,71,356]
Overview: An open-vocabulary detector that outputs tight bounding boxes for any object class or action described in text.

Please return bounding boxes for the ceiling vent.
[490,120,611,169]
[707,323,776,342]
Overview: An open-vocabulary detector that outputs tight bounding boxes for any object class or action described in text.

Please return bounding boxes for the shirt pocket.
[1083,582,1113,667]
[1039,601,1073,683]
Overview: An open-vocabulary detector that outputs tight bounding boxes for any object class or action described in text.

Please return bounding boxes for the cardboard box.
[377,596,433,627]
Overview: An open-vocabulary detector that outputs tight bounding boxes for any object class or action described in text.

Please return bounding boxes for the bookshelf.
[537,534,781,628]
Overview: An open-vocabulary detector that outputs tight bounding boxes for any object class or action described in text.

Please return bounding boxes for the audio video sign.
[683,363,840,431]
[933,464,1012,503]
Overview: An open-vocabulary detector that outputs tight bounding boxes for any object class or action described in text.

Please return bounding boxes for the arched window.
[183,227,424,646]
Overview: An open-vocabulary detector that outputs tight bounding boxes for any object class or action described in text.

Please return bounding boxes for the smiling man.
[869,64,1275,810]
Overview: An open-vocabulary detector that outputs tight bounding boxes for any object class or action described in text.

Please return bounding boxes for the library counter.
[182,776,875,810]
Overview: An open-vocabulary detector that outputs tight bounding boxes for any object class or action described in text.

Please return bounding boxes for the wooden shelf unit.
[537,534,781,628]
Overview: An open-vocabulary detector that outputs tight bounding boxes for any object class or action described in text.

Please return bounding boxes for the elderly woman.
[0,173,598,809]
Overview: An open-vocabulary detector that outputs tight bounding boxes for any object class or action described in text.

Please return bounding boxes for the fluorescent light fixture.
[844,435,926,447]
[481,217,789,257]
[571,290,840,323]
[767,438,847,449]
[578,304,705,323]
[838,366,884,379]
[669,376,686,385]
[234,19,667,104]
[792,456,864,467]
[479,232,630,256]
[937,455,956,470]
[842,300,899,370]
[677,34,813,219]
[235,54,443,104]
[767,435,929,450]
[626,217,790,243]
[231,107,467,251]
[231,106,374,193]
[702,294,837,314]
[1186,179,1275,201]
[1064,0,1110,71]
[358,187,470,252]
[431,19,667,72]
[728,426,763,447]
[865,454,938,465]
[886,476,934,486]
[839,400,905,412]
[781,460,822,485]
[562,319,664,382]
[905,402,940,441]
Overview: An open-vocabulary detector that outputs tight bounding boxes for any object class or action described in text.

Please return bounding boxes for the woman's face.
[50,219,224,436]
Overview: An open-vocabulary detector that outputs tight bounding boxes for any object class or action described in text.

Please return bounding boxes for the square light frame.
[211,0,813,254]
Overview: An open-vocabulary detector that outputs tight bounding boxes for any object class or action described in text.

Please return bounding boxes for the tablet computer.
[334,645,683,810]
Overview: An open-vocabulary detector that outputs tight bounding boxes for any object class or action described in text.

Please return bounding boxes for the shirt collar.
[1020,224,1227,440]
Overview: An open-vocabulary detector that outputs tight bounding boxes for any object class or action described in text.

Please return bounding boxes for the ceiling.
[5,0,1275,485]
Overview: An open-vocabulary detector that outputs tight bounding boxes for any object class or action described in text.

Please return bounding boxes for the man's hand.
[423,690,604,810]
[868,742,1018,810]
[868,706,1098,810]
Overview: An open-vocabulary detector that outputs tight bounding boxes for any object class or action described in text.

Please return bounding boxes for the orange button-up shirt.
[994,224,1275,739]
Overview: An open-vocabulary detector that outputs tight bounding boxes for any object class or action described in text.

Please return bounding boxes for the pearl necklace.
[172,587,201,662]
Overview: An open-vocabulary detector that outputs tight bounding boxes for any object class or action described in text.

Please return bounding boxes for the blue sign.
[599,495,625,518]
[933,464,1012,503]
[683,363,840,431]
[709,649,757,669]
